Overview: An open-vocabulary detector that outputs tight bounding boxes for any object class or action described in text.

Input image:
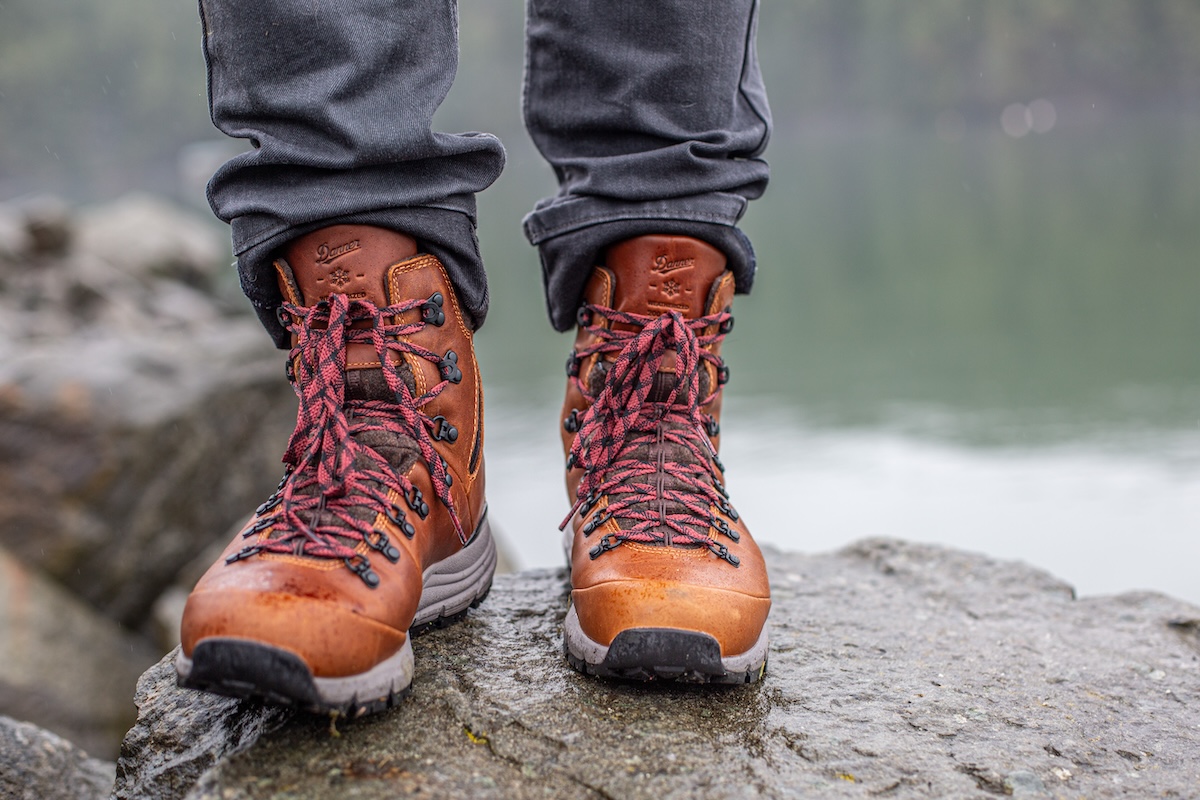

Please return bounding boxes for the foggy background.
[2,1,1198,604]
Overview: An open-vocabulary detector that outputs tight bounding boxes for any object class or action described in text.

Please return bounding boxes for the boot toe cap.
[180,588,407,679]
[571,579,770,658]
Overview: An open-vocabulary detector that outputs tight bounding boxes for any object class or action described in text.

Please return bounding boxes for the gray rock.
[0,194,299,630]
[0,203,27,263]
[75,193,226,289]
[15,196,73,259]
[1004,769,1046,796]
[112,539,1200,800]
[0,194,233,341]
[0,338,297,629]
[0,715,114,800]
[0,546,158,760]
[113,656,289,800]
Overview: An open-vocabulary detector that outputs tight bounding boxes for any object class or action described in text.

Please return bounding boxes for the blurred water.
[474,120,1200,606]
[484,392,1200,606]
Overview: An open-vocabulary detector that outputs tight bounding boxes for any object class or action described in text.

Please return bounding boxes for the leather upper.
[180,225,486,678]
[560,235,770,658]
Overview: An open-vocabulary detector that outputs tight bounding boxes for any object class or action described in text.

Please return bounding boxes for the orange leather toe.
[572,579,771,658]
[181,588,407,679]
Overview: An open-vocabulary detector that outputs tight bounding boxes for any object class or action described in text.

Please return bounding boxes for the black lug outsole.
[565,628,767,685]
[178,585,492,718]
[179,638,397,718]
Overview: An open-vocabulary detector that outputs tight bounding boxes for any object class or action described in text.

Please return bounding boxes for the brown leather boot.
[176,224,494,716]
[559,234,770,683]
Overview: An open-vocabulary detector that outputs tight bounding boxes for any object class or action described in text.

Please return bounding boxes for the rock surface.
[0,546,157,760]
[0,194,296,631]
[0,715,114,800]
[113,539,1200,799]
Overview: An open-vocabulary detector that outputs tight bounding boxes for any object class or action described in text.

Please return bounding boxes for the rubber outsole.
[178,637,413,718]
[175,513,496,717]
[562,604,768,685]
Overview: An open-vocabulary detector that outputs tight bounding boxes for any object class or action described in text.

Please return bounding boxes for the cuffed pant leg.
[522,0,771,331]
[199,0,506,342]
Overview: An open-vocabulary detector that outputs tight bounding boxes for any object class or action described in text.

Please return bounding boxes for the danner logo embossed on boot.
[648,278,692,312]
[311,240,366,297]
[651,254,695,275]
[316,239,360,264]
[648,252,695,311]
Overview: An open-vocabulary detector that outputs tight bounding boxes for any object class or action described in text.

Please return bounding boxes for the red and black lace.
[227,292,463,587]
[560,303,741,566]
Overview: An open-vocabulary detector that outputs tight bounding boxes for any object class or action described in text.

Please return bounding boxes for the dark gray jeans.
[199,0,771,343]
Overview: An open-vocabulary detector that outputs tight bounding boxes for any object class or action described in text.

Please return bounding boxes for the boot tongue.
[585,361,685,404]
[604,235,727,322]
[265,225,429,551]
[601,235,726,401]
[279,225,421,400]
[280,225,418,307]
[345,362,417,402]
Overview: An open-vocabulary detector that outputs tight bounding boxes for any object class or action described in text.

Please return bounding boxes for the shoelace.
[560,303,741,566]
[227,293,463,587]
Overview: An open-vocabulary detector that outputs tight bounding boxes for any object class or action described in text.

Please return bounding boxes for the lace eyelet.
[421,292,446,326]
[711,515,740,542]
[406,487,430,519]
[344,554,381,587]
[226,545,262,564]
[438,350,463,383]
[432,415,459,442]
[588,534,621,559]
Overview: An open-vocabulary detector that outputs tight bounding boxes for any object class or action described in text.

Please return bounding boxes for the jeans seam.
[524,192,748,243]
[527,210,739,242]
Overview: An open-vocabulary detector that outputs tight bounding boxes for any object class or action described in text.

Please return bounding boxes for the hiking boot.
[176,224,494,716]
[559,234,770,683]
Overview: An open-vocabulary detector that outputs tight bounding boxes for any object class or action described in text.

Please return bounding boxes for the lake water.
[471,118,1200,606]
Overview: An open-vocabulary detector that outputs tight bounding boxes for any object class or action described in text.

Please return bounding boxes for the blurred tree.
[0,0,209,198]
[0,0,1198,200]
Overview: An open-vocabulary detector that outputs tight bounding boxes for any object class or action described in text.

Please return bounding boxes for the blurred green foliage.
[0,0,209,197]
[761,1,1200,125]
[1,0,1198,200]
